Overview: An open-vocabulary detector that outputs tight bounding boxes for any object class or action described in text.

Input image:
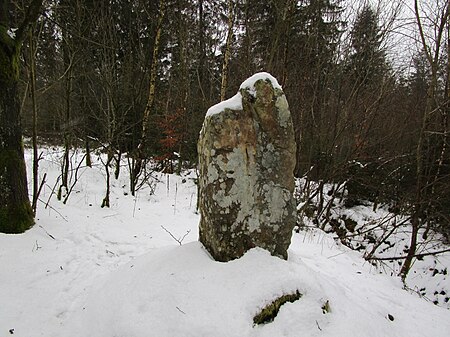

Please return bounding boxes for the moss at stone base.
[253,290,302,325]
[0,202,34,234]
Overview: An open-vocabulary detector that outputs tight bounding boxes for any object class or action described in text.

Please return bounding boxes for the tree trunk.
[29,29,39,215]
[58,27,72,201]
[114,150,121,179]
[220,0,234,101]
[400,211,419,281]
[85,136,91,167]
[101,151,113,208]
[0,56,34,232]
[131,0,165,195]
[140,0,165,141]
[0,0,42,232]
[400,0,450,279]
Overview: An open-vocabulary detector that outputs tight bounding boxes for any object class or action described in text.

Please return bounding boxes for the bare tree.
[400,0,450,281]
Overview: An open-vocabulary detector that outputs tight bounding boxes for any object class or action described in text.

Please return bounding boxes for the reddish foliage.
[156,108,186,163]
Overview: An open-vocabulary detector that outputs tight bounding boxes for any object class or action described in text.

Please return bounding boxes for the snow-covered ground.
[296,180,450,309]
[0,147,449,337]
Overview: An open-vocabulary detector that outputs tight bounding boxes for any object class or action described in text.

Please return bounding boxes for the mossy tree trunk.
[0,0,43,233]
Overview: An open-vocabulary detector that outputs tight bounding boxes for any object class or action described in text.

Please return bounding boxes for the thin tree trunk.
[29,30,39,214]
[220,0,234,101]
[85,137,91,167]
[83,94,91,167]
[115,150,121,179]
[139,0,165,146]
[401,0,450,280]
[197,0,208,103]
[423,16,450,240]
[101,151,113,208]
[58,67,72,200]
[58,21,73,200]
[400,211,419,281]
[131,0,165,195]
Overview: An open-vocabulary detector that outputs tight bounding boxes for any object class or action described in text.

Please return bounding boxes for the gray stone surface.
[198,73,297,262]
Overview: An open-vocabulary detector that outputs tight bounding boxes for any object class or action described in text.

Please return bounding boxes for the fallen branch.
[368,247,450,261]
[364,217,410,260]
[39,198,68,222]
[39,225,56,240]
[176,306,186,314]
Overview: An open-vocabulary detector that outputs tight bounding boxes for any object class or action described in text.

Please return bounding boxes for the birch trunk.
[131,0,165,195]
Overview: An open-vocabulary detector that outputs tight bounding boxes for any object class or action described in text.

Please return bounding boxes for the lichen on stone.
[198,73,297,262]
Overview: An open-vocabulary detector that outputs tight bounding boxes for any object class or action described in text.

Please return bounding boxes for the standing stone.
[198,72,297,262]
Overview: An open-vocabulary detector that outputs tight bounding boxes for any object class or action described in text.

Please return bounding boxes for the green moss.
[0,149,34,234]
[0,150,15,198]
[0,25,20,83]
[253,290,302,325]
[0,201,34,234]
[0,147,20,165]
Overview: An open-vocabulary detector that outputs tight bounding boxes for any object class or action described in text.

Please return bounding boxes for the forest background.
[4,0,450,281]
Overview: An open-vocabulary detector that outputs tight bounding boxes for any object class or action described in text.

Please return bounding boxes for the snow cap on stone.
[239,72,282,96]
[206,72,282,117]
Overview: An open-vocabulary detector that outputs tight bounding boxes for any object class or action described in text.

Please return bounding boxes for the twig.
[106,249,117,257]
[327,251,346,259]
[179,230,191,243]
[39,225,56,240]
[63,153,87,204]
[403,285,433,303]
[364,217,410,260]
[32,240,41,252]
[174,182,178,214]
[176,306,186,314]
[45,175,61,209]
[102,214,118,218]
[315,320,322,331]
[39,198,68,222]
[161,225,190,245]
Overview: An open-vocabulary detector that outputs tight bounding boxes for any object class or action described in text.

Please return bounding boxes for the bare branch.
[161,225,190,245]
[14,0,43,46]
[368,247,450,261]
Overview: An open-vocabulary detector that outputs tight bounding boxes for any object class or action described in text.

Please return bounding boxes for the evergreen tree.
[347,5,387,86]
[288,0,344,177]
